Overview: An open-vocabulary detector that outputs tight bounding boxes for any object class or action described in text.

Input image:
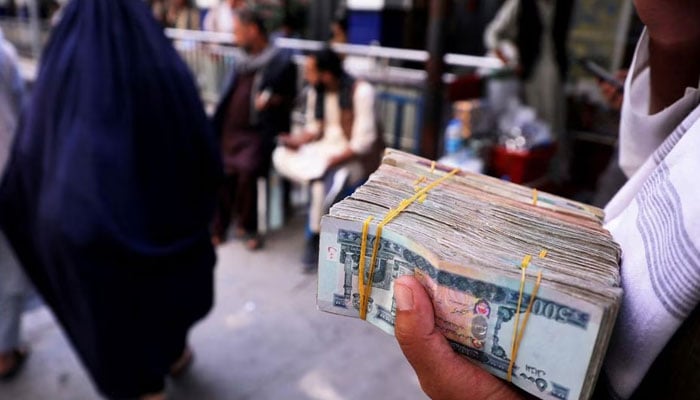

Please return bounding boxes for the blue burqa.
[0,0,222,397]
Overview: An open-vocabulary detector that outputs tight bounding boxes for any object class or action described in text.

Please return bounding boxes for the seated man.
[273,48,383,272]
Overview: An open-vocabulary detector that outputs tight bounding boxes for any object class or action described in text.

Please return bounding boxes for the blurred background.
[0,1,642,399]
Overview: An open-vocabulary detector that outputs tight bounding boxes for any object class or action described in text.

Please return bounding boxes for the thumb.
[393,276,522,400]
[394,276,465,381]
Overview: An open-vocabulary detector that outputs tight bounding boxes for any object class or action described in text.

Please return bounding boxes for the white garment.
[603,30,700,399]
[618,32,700,179]
[273,81,377,184]
[203,3,235,33]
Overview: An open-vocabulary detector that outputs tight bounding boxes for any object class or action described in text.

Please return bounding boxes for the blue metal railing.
[377,91,424,154]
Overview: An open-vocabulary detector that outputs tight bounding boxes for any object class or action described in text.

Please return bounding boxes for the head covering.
[0,0,222,397]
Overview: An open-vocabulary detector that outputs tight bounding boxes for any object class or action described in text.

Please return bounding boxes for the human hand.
[599,70,627,112]
[394,276,524,400]
[255,90,272,111]
[495,48,510,65]
[279,134,301,150]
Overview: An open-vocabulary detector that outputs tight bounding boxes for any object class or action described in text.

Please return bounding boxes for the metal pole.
[421,0,447,159]
[309,0,336,41]
[28,0,41,59]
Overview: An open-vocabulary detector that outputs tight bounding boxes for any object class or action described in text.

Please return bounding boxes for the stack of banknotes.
[317,149,622,400]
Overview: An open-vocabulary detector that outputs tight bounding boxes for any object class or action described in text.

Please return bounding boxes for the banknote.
[318,218,617,400]
[316,150,622,400]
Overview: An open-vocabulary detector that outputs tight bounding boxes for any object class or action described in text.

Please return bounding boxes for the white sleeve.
[349,82,377,156]
[483,0,519,52]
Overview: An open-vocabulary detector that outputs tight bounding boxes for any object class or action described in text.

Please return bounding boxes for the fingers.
[394,276,523,400]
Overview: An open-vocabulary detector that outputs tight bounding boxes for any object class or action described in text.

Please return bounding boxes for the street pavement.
[0,217,428,400]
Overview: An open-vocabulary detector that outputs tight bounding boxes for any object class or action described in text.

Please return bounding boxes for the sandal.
[0,348,29,381]
[169,347,194,379]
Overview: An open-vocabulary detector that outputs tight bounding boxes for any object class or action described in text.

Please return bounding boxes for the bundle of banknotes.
[317,149,622,400]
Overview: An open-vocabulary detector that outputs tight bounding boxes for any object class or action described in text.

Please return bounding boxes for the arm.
[257,57,298,110]
[279,86,321,149]
[483,0,520,63]
[328,82,376,168]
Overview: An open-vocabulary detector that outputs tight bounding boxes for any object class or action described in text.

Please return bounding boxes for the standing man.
[212,9,297,250]
[484,0,575,181]
[0,25,27,381]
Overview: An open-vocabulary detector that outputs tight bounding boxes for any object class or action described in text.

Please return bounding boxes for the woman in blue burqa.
[0,1,222,398]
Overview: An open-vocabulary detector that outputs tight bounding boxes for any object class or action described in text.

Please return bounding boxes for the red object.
[447,73,482,102]
[490,144,556,184]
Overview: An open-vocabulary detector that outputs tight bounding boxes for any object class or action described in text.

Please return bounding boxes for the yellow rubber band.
[506,256,543,382]
[507,255,530,381]
[357,216,374,318]
[512,271,543,368]
[358,168,460,320]
[539,249,548,259]
[532,189,538,206]
[430,161,436,174]
[413,176,427,186]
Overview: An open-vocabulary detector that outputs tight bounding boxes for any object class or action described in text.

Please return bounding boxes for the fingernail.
[394,283,414,311]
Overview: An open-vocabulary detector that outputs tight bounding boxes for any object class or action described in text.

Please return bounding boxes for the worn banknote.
[318,217,617,400]
[317,150,622,400]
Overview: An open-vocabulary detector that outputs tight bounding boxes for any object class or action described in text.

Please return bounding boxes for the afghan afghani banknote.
[318,216,607,400]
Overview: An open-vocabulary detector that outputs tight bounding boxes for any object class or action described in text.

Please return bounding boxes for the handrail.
[165,28,505,70]
[165,28,233,44]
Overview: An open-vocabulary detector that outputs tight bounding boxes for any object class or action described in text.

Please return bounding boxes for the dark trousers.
[213,171,258,238]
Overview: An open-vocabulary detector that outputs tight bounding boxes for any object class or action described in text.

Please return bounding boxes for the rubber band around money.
[413,176,427,186]
[430,161,436,174]
[357,167,460,320]
[357,216,375,312]
[539,249,548,259]
[532,189,538,206]
[506,255,544,382]
[512,270,543,376]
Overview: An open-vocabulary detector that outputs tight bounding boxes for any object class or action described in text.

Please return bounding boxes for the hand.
[254,92,270,111]
[279,132,317,150]
[326,154,344,169]
[279,134,300,150]
[394,276,524,400]
[326,148,355,170]
[599,70,628,112]
[495,48,510,65]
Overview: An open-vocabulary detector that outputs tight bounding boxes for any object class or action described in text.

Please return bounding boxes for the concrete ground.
[0,217,428,400]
